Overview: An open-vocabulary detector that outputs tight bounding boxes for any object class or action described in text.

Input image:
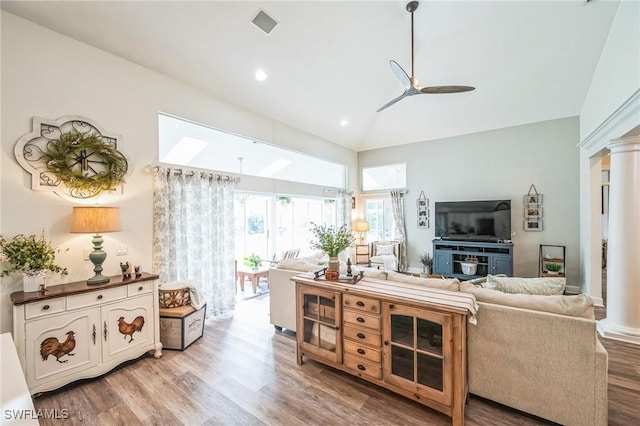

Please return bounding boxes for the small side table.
[236,266,270,293]
[355,244,370,266]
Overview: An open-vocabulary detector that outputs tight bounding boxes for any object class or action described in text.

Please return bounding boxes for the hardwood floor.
[33,288,640,425]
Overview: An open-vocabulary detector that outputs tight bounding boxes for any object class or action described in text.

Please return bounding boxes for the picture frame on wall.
[417,190,429,228]
[418,218,429,228]
[524,220,543,231]
[524,194,542,206]
[524,207,543,219]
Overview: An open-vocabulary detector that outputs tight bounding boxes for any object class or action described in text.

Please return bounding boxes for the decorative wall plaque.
[15,116,128,199]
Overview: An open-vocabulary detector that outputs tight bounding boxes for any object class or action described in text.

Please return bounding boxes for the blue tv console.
[432,239,514,280]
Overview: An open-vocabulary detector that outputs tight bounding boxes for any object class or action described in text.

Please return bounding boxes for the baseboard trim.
[597,319,640,345]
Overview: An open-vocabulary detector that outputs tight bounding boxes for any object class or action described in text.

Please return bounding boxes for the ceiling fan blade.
[420,85,476,94]
[390,60,411,90]
[376,91,409,112]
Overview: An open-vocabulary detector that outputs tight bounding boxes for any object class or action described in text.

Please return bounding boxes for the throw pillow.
[386,271,460,291]
[376,244,395,255]
[459,282,594,319]
[486,274,565,296]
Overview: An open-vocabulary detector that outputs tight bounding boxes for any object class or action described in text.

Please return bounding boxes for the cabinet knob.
[357,333,365,339]
[42,305,50,310]
[97,295,103,300]
[384,340,389,346]
[357,348,366,355]
[356,301,365,307]
[356,317,365,323]
[357,365,366,371]
[138,286,144,291]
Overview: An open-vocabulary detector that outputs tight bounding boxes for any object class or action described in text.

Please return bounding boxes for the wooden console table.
[293,275,475,426]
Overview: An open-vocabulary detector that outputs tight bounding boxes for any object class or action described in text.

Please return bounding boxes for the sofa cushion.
[386,271,460,291]
[459,282,594,319]
[376,244,395,255]
[276,257,324,272]
[485,274,565,295]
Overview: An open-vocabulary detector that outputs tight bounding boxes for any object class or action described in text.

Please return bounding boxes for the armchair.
[369,240,401,271]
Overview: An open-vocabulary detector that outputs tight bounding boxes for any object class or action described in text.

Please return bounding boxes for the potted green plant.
[243,253,261,270]
[309,223,356,272]
[419,252,433,276]
[0,232,68,292]
[545,262,562,275]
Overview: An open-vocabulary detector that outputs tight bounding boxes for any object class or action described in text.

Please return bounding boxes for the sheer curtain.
[152,166,237,317]
[390,190,408,271]
[337,190,353,262]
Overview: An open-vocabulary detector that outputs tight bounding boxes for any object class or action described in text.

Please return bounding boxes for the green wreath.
[43,130,128,198]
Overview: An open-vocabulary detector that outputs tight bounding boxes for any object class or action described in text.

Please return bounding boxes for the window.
[362,163,406,192]
[235,192,337,262]
[159,113,346,188]
[364,198,398,241]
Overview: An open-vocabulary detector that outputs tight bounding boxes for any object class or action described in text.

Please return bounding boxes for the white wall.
[580,0,639,141]
[0,12,357,333]
[577,0,640,305]
[358,117,581,290]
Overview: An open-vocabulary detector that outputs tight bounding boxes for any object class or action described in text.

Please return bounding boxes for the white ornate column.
[597,135,640,344]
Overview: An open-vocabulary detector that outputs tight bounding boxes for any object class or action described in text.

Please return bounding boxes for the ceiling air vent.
[252,10,278,35]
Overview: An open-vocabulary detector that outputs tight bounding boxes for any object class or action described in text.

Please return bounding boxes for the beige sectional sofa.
[269,264,608,425]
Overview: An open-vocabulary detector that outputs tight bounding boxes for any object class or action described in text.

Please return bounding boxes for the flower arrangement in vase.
[0,232,68,292]
[309,223,356,275]
[243,253,262,270]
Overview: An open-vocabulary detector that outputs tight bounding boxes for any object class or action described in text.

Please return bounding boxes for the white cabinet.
[11,273,162,395]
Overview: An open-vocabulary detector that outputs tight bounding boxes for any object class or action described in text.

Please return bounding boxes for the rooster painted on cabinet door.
[118,315,145,343]
[40,331,76,363]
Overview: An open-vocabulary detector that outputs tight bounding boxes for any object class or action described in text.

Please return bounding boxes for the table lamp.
[355,221,370,244]
[71,206,121,284]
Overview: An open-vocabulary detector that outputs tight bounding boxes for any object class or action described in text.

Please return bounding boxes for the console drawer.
[344,339,381,363]
[343,294,380,315]
[344,354,381,380]
[25,298,66,320]
[343,309,381,331]
[343,324,381,347]
[67,286,126,310]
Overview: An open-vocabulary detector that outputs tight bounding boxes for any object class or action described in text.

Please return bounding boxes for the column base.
[597,318,640,345]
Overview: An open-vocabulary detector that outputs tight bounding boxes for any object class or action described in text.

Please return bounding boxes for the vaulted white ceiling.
[1,1,620,151]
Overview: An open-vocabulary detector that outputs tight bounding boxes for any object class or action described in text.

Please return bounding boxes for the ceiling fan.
[377,1,475,112]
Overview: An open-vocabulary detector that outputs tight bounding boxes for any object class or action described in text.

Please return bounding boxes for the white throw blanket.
[158,280,205,310]
[379,254,398,271]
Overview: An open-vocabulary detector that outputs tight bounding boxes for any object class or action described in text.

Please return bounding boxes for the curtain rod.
[144,165,240,183]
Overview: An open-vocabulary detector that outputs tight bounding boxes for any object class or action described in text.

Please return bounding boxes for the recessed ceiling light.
[255,69,268,81]
[340,119,349,126]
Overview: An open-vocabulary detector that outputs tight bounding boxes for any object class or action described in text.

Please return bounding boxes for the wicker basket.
[158,288,190,308]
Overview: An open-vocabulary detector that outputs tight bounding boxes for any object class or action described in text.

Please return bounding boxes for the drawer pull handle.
[356,301,365,307]
[357,348,366,355]
[42,305,50,310]
[357,364,366,371]
[356,317,365,323]
[138,286,144,291]
[357,333,365,339]
[97,295,103,300]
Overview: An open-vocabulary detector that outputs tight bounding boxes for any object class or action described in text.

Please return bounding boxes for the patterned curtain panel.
[390,190,408,272]
[152,167,237,317]
[337,190,353,262]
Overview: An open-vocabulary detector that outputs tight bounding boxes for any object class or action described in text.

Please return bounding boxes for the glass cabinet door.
[382,303,452,405]
[297,285,342,364]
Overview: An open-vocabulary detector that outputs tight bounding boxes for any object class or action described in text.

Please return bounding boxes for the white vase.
[23,271,46,293]
[327,256,340,273]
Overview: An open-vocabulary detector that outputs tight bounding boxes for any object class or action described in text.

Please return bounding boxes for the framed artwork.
[524,194,542,206]
[417,190,429,228]
[524,220,543,231]
[524,207,543,219]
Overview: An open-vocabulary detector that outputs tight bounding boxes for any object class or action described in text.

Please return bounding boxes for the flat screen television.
[434,200,511,242]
